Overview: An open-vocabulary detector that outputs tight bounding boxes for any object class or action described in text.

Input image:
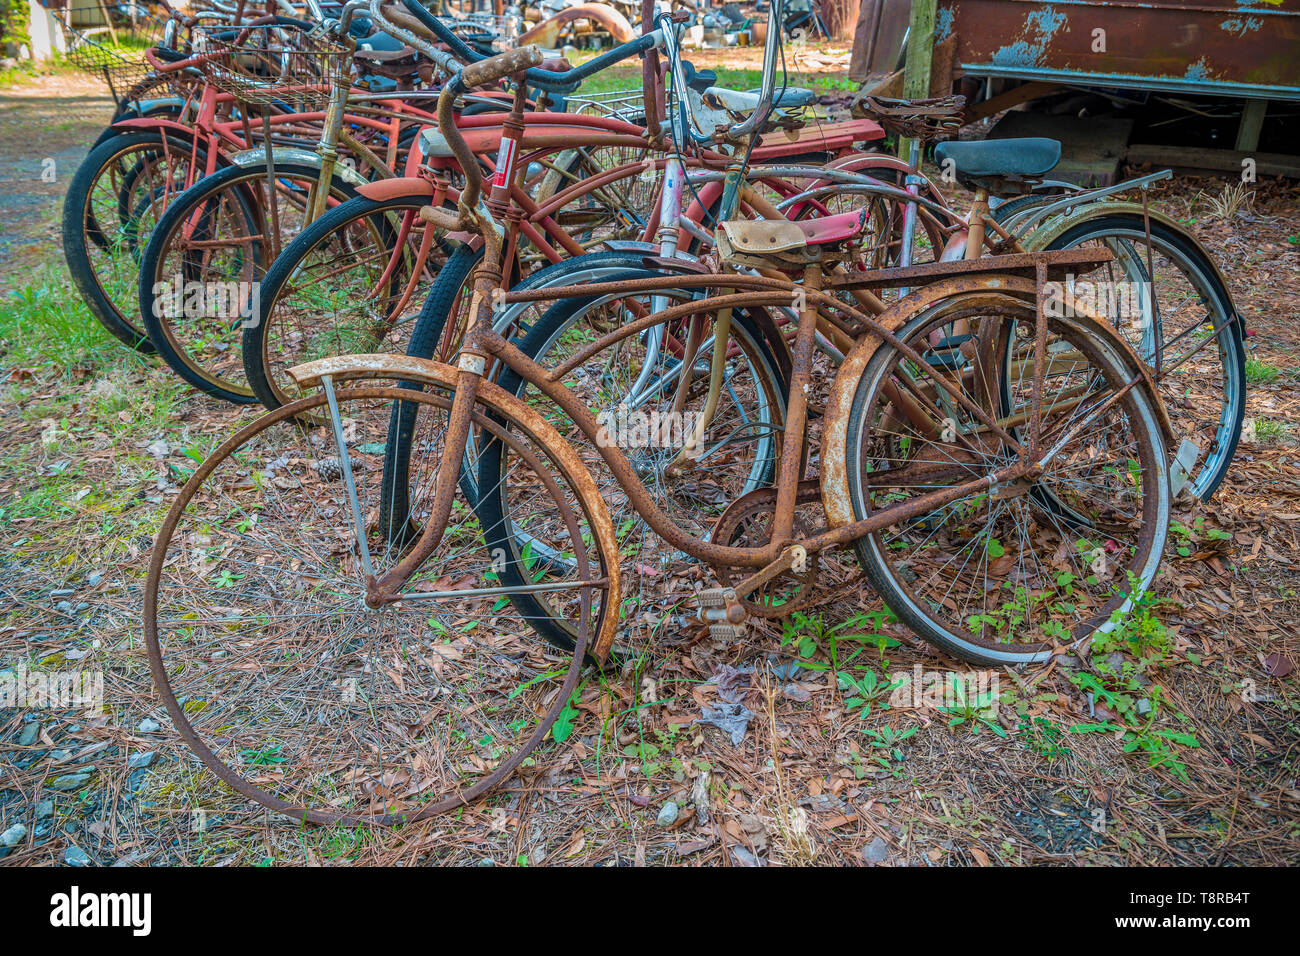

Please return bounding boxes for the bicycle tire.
[1043,214,1245,500]
[139,160,363,402]
[63,130,211,351]
[242,192,455,408]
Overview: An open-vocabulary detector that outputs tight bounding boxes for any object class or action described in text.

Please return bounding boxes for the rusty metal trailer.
[851,0,1299,170]
[854,0,1300,100]
[935,0,1300,103]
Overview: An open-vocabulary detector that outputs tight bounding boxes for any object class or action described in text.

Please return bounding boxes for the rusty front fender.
[286,353,622,661]
[356,176,436,201]
[519,4,635,47]
[1021,201,1242,332]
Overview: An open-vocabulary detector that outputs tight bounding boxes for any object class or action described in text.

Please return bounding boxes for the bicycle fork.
[361,92,527,606]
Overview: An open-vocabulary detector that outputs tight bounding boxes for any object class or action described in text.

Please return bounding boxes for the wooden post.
[96,0,119,47]
[898,0,937,160]
[1234,99,1268,154]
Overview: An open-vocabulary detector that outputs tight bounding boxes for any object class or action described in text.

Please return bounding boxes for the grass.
[563,59,853,99]
[0,55,80,90]
[1254,417,1291,443]
[1245,356,1280,384]
[2,265,134,370]
[0,246,214,569]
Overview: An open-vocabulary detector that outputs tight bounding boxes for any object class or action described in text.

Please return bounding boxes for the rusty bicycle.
[144,37,1172,825]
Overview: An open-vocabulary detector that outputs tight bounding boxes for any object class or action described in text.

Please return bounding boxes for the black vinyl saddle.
[933,137,1061,193]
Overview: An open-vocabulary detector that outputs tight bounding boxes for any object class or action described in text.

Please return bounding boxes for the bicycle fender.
[109,116,201,139]
[227,148,371,189]
[356,176,435,201]
[113,96,187,120]
[519,4,635,47]
[283,353,623,662]
[1022,201,1243,333]
[819,275,1173,530]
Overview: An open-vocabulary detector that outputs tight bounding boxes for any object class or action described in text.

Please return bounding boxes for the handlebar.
[666,0,785,144]
[431,44,544,227]
[393,0,655,94]
[147,14,317,74]
[457,44,544,91]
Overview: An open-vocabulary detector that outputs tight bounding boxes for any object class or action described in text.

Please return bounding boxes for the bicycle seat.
[933,138,1060,194]
[704,86,816,115]
[681,60,716,94]
[715,208,868,268]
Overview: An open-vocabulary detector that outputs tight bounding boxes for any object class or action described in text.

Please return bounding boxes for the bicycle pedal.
[695,587,746,627]
[707,622,747,642]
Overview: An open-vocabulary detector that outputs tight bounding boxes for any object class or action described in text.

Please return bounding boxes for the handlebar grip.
[456,45,543,91]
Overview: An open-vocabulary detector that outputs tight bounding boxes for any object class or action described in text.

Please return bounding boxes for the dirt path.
[0,73,115,282]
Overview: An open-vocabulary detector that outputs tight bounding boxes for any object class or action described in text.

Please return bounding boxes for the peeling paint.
[991,6,1069,69]
[991,39,1042,68]
[913,0,1300,102]
[1184,57,1213,82]
[935,7,955,42]
[1025,6,1067,36]
[1220,16,1263,35]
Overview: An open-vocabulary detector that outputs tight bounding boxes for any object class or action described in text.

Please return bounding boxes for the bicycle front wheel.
[145,380,615,825]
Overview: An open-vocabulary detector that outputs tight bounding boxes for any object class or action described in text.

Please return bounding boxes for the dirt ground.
[0,63,1298,867]
[0,73,115,278]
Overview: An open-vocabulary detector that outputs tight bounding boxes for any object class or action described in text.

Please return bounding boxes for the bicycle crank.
[695,543,807,639]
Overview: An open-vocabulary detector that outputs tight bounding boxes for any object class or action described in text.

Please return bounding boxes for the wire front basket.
[50,4,172,105]
[564,88,646,123]
[194,24,353,112]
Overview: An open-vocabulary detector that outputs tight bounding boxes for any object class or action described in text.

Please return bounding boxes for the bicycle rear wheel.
[845,297,1170,666]
[144,380,615,824]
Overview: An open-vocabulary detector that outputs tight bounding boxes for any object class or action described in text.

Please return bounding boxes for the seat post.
[771,262,822,545]
[950,185,993,339]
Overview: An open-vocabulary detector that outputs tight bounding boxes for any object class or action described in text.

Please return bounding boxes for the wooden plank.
[967,81,1061,122]
[898,0,937,160]
[930,33,956,96]
[901,0,936,99]
[1126,143,1300,180]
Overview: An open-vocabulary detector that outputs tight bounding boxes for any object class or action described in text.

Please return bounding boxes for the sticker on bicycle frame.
[491,136,518,190]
